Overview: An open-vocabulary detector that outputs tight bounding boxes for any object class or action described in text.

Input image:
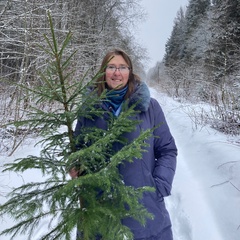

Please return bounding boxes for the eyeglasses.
[106,65,130,73]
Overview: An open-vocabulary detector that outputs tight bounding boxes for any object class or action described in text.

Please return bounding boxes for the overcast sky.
[138,0,189,70]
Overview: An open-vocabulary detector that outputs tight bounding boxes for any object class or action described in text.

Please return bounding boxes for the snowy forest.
[0,0,148,155]
[148,0,240,136]
[0,0,240,239]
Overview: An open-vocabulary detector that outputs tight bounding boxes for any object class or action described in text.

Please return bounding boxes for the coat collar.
[128,81,150,112]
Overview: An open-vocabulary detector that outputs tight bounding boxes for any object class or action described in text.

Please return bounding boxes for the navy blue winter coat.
[74,82,177,240]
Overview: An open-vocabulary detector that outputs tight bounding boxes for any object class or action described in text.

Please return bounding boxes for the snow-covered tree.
[165,0,211,65]
[206,0,240,82]
[185,0,211,30]
[164,7,187,65]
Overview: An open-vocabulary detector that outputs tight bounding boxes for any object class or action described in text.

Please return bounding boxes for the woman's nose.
[113,68,121,75]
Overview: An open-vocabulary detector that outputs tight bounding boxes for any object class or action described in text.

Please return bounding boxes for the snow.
[1,87,240,239]
[150,88,240,240]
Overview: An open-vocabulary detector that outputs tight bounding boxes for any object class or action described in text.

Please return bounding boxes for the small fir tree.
[0,13,153,240]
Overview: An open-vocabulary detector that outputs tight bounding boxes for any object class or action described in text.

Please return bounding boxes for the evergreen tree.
[183,0,211,61]
[206,0,240,82]
[0,13,153,240]
[185,0,211,30]
[165,0,211,66]
[165,7,187,65]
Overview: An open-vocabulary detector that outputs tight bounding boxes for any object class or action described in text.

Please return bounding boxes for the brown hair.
[95,48,140,99]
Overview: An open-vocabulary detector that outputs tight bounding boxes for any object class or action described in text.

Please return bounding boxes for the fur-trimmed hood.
[128,81,151,112]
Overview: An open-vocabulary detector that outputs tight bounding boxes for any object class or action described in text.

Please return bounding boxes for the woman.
[72,49,177,240]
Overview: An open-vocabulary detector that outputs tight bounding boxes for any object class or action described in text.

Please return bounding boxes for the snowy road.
[150,87,240,240]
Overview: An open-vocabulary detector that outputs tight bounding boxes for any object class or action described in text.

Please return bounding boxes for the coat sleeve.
[151,99,177,197]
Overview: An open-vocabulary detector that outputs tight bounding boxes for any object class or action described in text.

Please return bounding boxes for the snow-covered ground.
[150,88,240,240]
[0,87,240,240]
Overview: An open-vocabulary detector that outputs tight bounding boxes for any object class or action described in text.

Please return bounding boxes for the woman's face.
[105,55,130,90]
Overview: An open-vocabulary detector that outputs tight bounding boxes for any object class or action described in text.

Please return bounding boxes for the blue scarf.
[104,86,128,116]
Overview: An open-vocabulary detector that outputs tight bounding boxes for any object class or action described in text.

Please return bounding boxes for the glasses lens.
[106,65,129,73]
[119,66,129,73]
[106,66,116,72]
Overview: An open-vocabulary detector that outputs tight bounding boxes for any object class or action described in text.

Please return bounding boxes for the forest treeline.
[0,0,147,154]
[0,0,146,85]
[148,0,240,135]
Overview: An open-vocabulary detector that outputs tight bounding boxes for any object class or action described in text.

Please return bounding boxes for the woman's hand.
[69,168,79,179]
